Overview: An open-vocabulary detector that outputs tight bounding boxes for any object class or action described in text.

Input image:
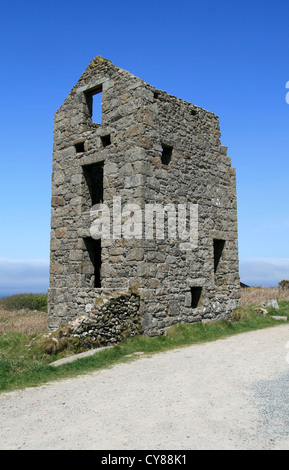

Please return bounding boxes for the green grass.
[266,300,289,317]
[0,293,47,312]
[1,302,289,394]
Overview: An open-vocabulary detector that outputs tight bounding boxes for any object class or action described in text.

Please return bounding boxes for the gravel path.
[1,324,289,450]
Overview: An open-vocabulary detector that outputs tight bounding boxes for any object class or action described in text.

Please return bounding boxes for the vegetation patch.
[241,285,289,306]
[0,294,47,312]
[0,291,288,394]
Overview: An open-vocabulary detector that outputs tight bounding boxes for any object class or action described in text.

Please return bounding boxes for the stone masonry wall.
[65,293,141,349]
[48,56,240,335]
[136,84,240,334]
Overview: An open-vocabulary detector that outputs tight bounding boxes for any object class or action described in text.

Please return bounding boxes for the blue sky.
[0,0,288,295]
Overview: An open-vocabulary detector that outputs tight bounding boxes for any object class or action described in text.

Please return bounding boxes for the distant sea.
[0,293,17,298]
[0,291,47,299]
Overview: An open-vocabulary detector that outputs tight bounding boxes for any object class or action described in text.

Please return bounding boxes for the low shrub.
[0,293,47,312]
[279,280,289,290]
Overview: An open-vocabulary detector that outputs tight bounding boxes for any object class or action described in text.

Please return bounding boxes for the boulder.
[266,300,279,310]
[254,307,268,316]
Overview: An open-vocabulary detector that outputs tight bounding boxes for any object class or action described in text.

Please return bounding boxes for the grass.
[241,286,289,306]
[0,308,47,335]
[0,291,289,394]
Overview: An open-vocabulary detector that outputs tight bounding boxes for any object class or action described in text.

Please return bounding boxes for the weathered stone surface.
[48,56,241,335]
[55,227,67,239]
[51,196,65,207]
[54,293,142,348]
[266,300,279,310]
[254,307,268,316]
[49,345,114,368]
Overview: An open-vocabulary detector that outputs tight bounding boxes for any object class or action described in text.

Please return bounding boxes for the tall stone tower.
[48,56,240,335]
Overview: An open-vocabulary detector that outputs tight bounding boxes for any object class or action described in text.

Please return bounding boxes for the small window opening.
[101,135,111,147]
[161,144,173,165]
[83,237,101,288]
[191,287,203,308]
[190,109,197,116]
[154,91,160,99]
[82,162,104,209]
[75,142,85,153]
[86,86,102,124]
[213,239,225,273]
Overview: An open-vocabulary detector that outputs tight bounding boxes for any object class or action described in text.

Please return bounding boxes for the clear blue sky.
[0,0,288,294]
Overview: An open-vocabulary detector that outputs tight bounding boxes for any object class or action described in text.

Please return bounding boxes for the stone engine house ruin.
[48,56,241,335]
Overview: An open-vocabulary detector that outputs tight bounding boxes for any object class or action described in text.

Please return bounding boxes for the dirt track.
[1,324,289,450]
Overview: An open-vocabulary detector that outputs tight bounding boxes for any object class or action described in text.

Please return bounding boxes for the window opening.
[75,142,85,153]
[82,162,104,210]
[101,135,111,147]
[85,86,102,124]
[191,287,203,308]
[213,239,225,274]
[83,237,101,288]
[161,144,173,165]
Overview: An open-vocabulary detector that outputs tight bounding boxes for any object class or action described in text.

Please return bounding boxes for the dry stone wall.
[66,293,141,348]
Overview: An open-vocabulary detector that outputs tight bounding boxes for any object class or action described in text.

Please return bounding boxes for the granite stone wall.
[48,56,241,335]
